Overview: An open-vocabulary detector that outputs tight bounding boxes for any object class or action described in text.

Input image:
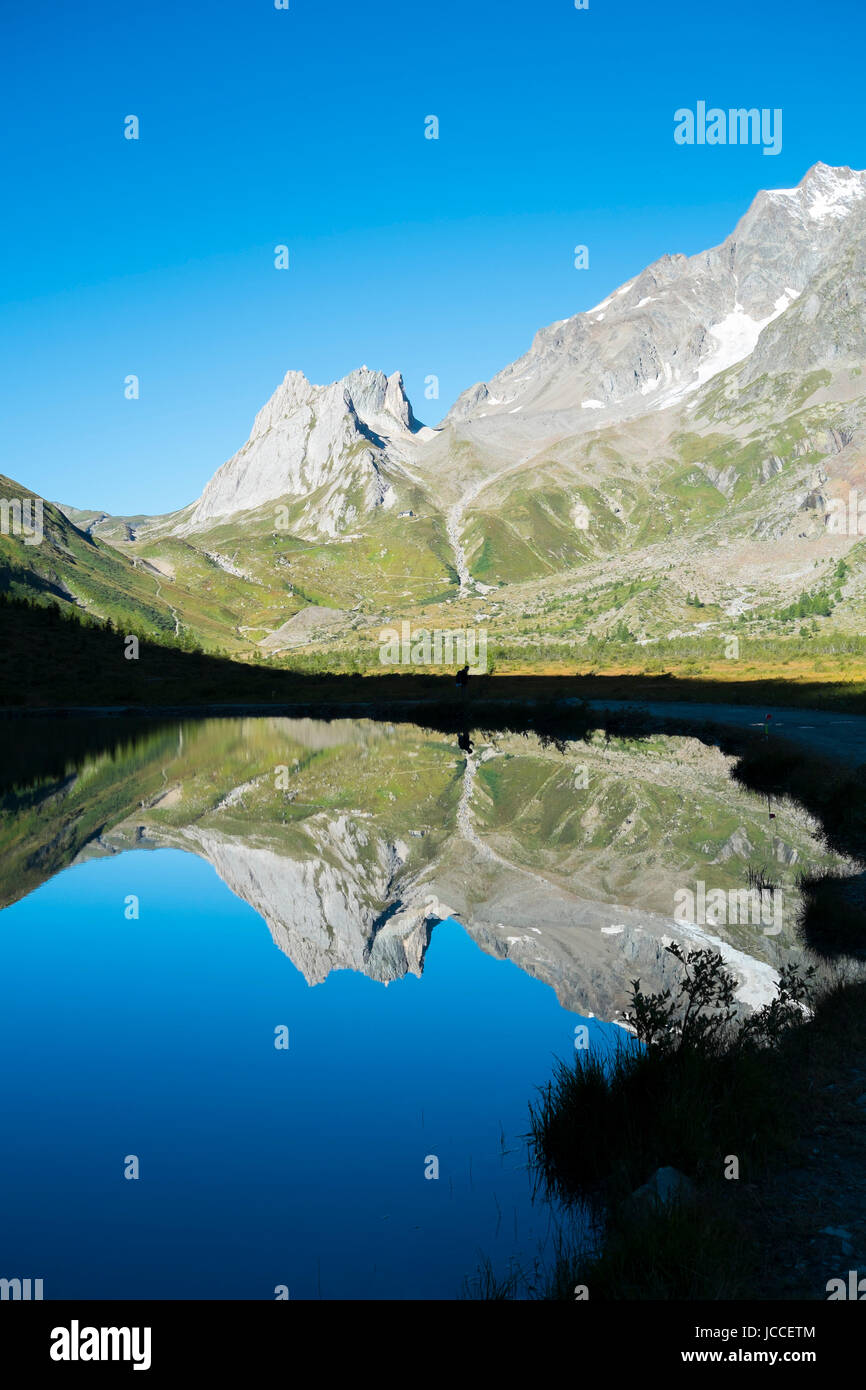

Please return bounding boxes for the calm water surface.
[0,849,611,1298]
[0,713,822,1298]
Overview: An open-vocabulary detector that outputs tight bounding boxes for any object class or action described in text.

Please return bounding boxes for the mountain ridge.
[23,161,866,662]
[53,162,866,534]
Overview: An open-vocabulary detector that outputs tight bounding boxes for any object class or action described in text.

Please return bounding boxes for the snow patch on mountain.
[155,162,866,545]
[442,163,866,431]
[695,292,800,386]
[769,163,866,222]
[659,289,802,406]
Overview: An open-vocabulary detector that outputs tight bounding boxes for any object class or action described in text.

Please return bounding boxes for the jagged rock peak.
[251,365,420,443]
[764,162,866,221]
[176,363,422,535]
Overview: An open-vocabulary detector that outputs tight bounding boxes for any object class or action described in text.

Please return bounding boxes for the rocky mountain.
[444,163,866,430]
[28,162,866,661]
[0,715,847,1018]
[175,367,425,540]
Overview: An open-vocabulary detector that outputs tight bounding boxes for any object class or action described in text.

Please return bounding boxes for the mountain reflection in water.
[0,716,845,1297]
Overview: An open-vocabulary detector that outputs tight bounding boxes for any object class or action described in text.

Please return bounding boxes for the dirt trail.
[132,557,181,636]
[153,578,181,637]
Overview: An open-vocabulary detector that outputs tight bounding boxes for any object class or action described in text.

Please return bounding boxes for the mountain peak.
[442,163,866,429]
[765,162,866,222]
[801,160,862,184]
[175,363,423,535]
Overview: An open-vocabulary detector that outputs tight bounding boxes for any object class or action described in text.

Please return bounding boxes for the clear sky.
[2,0,864,514]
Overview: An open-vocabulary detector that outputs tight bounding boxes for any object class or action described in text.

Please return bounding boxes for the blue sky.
[1,0,864,514]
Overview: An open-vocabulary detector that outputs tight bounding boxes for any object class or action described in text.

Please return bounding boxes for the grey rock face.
[136,163,866,594]
[177,367,422,538]
[443,164,866,430]
[178,816,431,986]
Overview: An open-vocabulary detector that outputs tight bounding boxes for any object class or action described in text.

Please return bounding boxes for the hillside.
[4,162,860,674]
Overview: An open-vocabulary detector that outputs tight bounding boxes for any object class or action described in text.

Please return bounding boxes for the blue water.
[0,848,618,1299]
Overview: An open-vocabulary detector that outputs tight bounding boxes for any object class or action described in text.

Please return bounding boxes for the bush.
[526,946,819,1300]
[528,945,816,1205]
